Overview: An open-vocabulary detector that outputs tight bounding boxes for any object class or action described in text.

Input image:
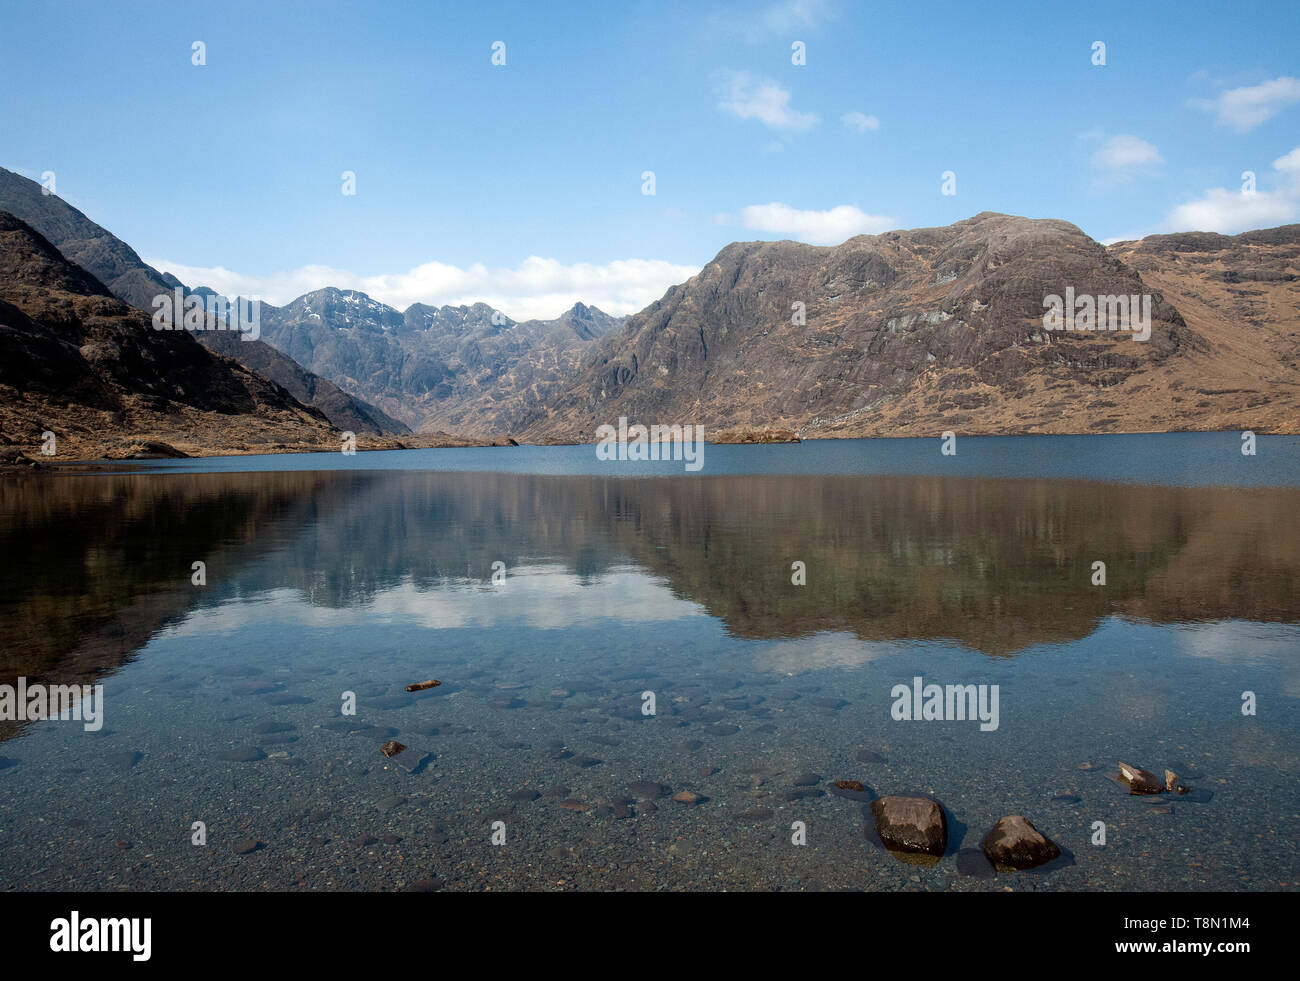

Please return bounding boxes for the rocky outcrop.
[1108,225,1300,435]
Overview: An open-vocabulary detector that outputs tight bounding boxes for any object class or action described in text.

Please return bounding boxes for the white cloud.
[710,0,835,41]
[757,0,833,34]
[1090,134,1163,171]
[841,111,880,133]
[1274,146,1300,173]
[1163,144,1300,233]
[1165,187,1297,233]
[141,254,701,321]
[1190,76,1300,132]
[716,70,816,131]
[739,202,895,245]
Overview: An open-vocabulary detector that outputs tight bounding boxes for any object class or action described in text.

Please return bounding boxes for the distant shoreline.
[5,426,1298,476]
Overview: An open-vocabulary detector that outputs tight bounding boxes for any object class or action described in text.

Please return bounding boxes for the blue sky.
[2,0,1298,318]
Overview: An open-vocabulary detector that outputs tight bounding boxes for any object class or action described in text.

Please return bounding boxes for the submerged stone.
[217,746,265,763]
[403,877,443,891]
[628,780,670,799]
[829,780,873,802]
[785,788,825,801]
[810,697,849,710]
[254,722,295,734]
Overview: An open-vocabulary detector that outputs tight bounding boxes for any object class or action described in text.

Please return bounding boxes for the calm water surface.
[1,435,1297,891]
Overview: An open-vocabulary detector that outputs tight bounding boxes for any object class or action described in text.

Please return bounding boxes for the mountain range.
[257,290,622,433]
[1,163,1297,458]
[0,212,341,459]
[0,167,407,438]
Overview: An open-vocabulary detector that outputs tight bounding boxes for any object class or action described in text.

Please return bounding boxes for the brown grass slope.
[515,213,1299,440]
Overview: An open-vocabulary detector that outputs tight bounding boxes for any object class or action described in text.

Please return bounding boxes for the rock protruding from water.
[1117,762,1165,795]
[980,815,1061,870]
[869,794,947,856]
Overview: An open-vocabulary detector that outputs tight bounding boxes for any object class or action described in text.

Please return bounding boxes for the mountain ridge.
[0,167,410,436]
[504,212,1297,440]
[3,163,1297,453]
[0,211,345,460]
[256,287,623,433]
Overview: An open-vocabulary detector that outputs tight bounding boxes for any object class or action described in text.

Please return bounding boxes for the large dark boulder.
[869,794,947,856]
[980,815,1061,870]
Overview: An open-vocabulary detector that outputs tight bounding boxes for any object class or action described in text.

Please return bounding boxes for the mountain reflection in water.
[3,467,1297,722]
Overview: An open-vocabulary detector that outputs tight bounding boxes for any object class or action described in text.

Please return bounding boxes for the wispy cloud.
[755,0,833,35]
[1163,144,1300,233]
[716,70,816,131]
[738,202,895,245]
[1190,76,1300,132]
[709,0,835,41]
[841,111,880,133]
[142,254,701,322]
[1081,132,1163,190]
[1090,134,1163,171]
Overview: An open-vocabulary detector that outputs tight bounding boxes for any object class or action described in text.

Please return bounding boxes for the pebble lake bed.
[1,434,1297,892]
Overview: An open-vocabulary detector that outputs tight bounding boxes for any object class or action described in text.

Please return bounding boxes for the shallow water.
[1,435,1297,891]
